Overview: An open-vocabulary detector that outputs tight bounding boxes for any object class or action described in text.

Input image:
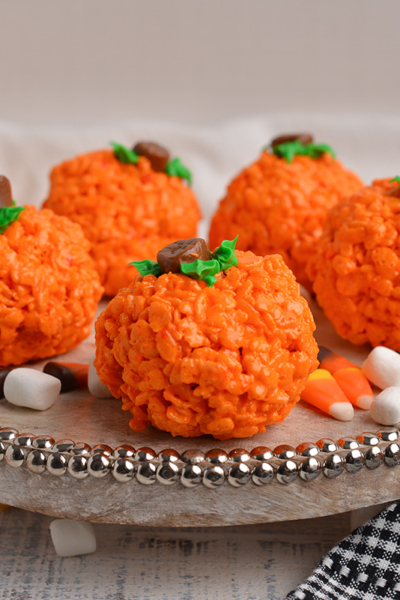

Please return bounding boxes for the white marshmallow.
[361,346,400,390]
[4,368,61,411]
[49,519,97,557]
[370,387,400,426]
[88,357,113,398]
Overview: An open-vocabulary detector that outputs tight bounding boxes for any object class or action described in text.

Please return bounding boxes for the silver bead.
[135,447,156,462]
[0,441,5,461]
[251,462,274,486]
[27,449,47,474]
[345,449,364,473]
[338,437,359,450]
[112,458,135,483]
[68,455,89,479]
[378,427,399,442]
[228,463,251,487]
[32,435,55,450]
[47,452,67,476]
[92,444,113,457]
[205,448,228,465]
[0,428,18,442]
[384,443,400,467]
[156,462,180,485]
[203,466,226,489]
[5,444,25,467]
[365,446,383,470]
[181,464,203,487]
[276,460,298,484]
[136,461,157,485]
[299,456,321,481]
[181,449,205,465]
[357,432,380,446]
[228,448,251,463]
[53,439,75,454]
[157,448,180,463]
[317,438,338,453]
[323,453,344,478]
[72,442,92,456]
[274,445,296,460]
[13,433,35,448]
[87,453,110,478]
[250,446,273,461]
[296,442,320,457]
[114,445,136,460]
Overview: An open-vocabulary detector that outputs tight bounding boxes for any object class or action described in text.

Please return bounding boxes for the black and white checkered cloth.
[287,501,400,600]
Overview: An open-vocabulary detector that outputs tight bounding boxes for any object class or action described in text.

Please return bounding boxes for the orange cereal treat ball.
[43,142,201,297]
[95,246,318,440]
[209,134,363,289]
[0,201,103,367]
[308,177,400,351]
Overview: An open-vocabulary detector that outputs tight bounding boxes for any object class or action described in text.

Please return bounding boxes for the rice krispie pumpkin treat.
[308,177,400,351]
[209,134,363,289]
[44,142,201,297]
[95,237,318,440]
[0,176,103,367]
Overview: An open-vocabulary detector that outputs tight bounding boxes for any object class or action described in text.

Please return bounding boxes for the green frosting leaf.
[213,235,239,271]
[130,259,162,277]
[390,176,400,186]
[268,140,336,164]
[110,142,139,165]
[180,259,220,287]
[165,157,193,185]
[0,206,25,235]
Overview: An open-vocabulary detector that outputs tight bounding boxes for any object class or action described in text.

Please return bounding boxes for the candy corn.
[318,347,373,410]
[43,362,88,393]
[301,369,354,421]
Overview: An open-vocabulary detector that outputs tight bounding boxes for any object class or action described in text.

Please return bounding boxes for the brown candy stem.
[157,238,212,274]
[133,142,170,173]
[387,187,400,198]
[271,133,314,148]
[0,176,13,207]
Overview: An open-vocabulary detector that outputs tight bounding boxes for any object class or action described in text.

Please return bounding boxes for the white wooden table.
[0,505,390,600]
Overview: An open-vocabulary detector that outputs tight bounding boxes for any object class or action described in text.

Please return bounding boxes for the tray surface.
[1,296,398,526]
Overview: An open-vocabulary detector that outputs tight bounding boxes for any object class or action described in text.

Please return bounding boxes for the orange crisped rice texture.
[43,150,201,297]
[0,206,103,366]
[95,251,318,440]
[307,178,400,350]
[209,152,363,289]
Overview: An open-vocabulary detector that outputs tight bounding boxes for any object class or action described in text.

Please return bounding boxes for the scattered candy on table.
[49,519,97,557]
[0,368,11,399]
[300,369,354,421]
[361,346,400,390]
[43,362,89,393]
[370,387,400,426]
[88,358,113,399]
[318,346,373,409]
[4,368,61,411]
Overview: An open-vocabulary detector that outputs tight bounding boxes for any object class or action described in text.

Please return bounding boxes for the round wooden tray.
[0,298,398,527]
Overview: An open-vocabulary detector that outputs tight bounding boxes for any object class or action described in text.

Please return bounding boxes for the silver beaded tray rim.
[0,426,399,489]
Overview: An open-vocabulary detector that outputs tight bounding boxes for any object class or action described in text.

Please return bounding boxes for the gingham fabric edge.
[287,501,400,600]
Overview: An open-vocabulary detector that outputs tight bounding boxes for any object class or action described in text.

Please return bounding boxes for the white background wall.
[1,0,399,127]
